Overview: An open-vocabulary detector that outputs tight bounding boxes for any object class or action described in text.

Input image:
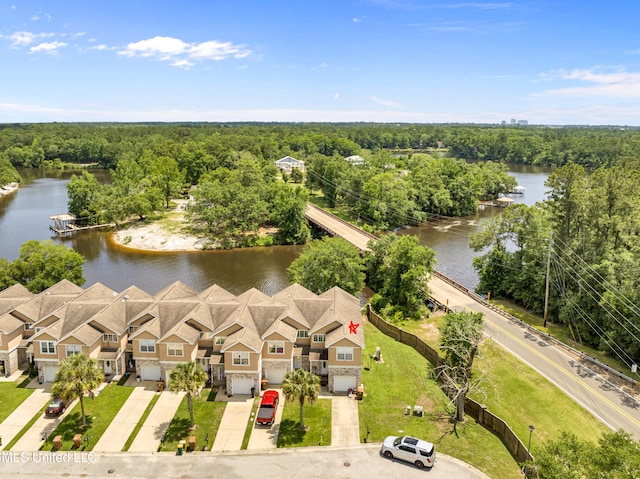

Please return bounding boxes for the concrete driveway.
[0,387,49,450]
[247,389,285,450]
[128,389,185,452]
[331,395,360,446]
[211,391,254,452]
[93,384,156,452]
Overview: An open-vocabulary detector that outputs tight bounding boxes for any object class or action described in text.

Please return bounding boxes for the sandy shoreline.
[111,199,208,252]
[112,221,208,252]
[0,182,20,198]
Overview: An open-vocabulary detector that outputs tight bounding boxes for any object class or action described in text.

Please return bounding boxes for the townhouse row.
[0,279,365,395]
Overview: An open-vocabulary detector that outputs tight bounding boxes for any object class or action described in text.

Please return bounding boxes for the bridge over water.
[304,202,640,439]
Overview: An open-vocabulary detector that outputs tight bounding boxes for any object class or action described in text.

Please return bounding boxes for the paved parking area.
[128,389,185,452]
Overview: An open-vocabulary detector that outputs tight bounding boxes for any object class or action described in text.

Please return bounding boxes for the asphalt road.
[429,276,640,439]
[0,445,491,479]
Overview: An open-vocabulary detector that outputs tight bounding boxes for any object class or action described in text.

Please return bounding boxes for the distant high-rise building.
[510,118,517,125]
[517,120,529,125]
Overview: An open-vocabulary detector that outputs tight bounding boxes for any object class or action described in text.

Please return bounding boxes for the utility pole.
[543,233,553,328]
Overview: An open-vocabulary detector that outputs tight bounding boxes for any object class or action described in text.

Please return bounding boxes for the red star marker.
[348,321,360,334]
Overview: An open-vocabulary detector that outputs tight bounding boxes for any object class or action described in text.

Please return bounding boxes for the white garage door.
[43,365,59,382]
[140,365,162,381]
[333,375,356,392]
[233,378,254,395]
[265,369,286,385]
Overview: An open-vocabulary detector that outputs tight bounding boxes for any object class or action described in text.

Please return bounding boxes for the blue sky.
[1,1,639,125]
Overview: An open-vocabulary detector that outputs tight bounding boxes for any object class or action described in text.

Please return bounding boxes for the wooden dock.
[49,213,115,237]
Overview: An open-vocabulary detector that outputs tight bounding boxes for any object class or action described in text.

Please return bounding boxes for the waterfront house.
[274,156,305,173]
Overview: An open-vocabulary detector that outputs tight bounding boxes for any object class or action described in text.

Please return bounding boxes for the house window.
[24,323,33,331]
[336,347,354,361]
[214,336,226,345]
[40,341,55,354]
[312,334,325,343]
[66,344,82,357]
[232,352,249,366]
[268,341,285,354]
[35,327,44,333]
[297,330,309,338]
[139,339,156,353]
[167,343,183,357]
[103,334,118,343]
[129,326,138,334]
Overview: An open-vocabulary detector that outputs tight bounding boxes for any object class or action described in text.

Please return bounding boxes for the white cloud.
[535,69,640,98]
[310,62,328,70]
[31,15,40,21]
[353,17,361,23]
[29,41,67,54]
[88,44,110,51]
[119,36,189,59]
[189,40,250,60]
[371,96,403,108]
[334,92,341,99]
[119,36,251,67]
[7,31,36,46]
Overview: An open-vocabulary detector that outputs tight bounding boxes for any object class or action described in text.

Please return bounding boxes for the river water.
[0,165,551,294]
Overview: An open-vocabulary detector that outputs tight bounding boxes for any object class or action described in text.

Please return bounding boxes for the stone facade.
[225,372,259,396]
[0,349,19,377]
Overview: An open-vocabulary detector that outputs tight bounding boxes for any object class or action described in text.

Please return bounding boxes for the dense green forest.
[2,122,640,368]
[471,163,640,368]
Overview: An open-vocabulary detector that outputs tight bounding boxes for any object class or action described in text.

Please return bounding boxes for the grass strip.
[240,396,260,450]
[121,393,160,451]
[276,398,331,448]
[4,403,47,450]
[0,380,34,423]
[41,384,133,451]
[158,388,226,452]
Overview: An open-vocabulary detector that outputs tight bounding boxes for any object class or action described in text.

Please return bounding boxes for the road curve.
[429,275,640,439]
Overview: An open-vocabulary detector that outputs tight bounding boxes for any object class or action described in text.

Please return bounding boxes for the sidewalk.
[0,387,49,450]
[128,390,185,452]
[331,396,360,446]
[211,390,253,452]
[92,384,157,452]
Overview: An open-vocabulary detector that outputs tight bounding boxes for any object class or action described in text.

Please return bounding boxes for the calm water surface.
[0,165,551,294]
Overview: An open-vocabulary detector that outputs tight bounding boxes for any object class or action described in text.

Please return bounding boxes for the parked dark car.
[256,390,279,426]
[45,397,66,416]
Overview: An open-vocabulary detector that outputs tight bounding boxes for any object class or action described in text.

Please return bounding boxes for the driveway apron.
[211,395,254,452]
[11,397,79,451]
[128,390,185,452]
[92,385,156,452]
[0,387,49,451]
[331,396,360,446]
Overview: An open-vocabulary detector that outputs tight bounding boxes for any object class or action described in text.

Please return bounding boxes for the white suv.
[380,435,436,469]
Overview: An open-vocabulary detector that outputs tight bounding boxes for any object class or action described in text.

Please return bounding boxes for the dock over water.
[49,213,115,236]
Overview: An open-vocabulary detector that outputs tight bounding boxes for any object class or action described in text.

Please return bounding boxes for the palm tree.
[281,369,320,430]
[51,353,104,426]
[168,361,207,427]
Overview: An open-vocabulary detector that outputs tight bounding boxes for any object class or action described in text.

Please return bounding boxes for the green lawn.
[277,398,332,448]
[41,384,134,451]
[361,322,521,479]
[158,388,226,452]
[397,312,611,447]
[0,377,34,423]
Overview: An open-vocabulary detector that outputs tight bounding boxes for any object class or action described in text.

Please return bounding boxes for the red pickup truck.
[256,390,279,426]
